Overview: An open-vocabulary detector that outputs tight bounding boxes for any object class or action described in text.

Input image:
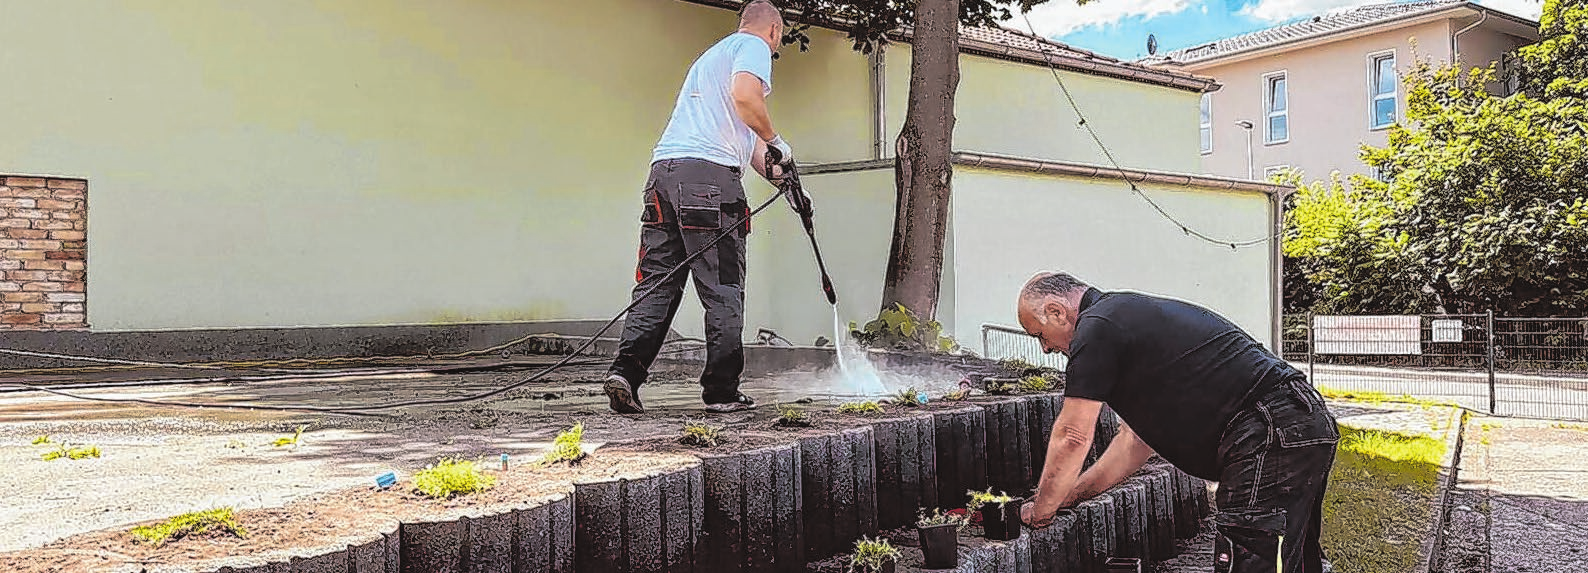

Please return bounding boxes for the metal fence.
[1285,313,1588,421]
[987,316,1588,421]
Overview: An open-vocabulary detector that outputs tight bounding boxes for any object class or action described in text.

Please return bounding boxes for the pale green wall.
[949,168,1275,350]
[883,49,1203,173]
[0,0,874,332]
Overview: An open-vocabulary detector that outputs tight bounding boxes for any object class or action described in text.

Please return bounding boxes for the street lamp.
[1235,120,1254,180]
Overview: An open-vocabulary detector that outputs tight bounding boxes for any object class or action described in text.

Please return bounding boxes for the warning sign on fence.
[1313,315,1422,355]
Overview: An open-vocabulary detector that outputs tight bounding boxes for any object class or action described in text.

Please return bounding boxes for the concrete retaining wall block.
[932,407,988,507]
[516,495,576,573]
[1139,471,1177,559]
[873,416,939,530]
[1077,495,1117,573]
[700,443,805,572]
[1023,395,1063,483]
[1109,482,1150,560]
[800,426,878,561]
[980,398,1033,495]
[574,464,705,573]
[1086,406,1120,470]
[1028,511,1083,572]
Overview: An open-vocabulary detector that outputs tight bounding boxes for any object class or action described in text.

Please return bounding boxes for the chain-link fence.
[1285,313,1588,421]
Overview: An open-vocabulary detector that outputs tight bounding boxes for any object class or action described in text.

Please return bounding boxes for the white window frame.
[1368,50,1397,130]
[1264,165,1290,181]
[1199,93,1213,155]
[1262,70,1289,145]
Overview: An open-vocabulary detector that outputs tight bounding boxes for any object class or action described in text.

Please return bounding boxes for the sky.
[1020,0,1546,61]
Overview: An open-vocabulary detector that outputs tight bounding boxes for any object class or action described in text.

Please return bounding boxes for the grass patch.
[130,507,247,547]
[541,422,587,465]
[837,401,885,415]
[775,404,812,428]
[413,458,496,499]
[680,420,723,447]
[1318,387,1459,410]
[1322,425,1447,573]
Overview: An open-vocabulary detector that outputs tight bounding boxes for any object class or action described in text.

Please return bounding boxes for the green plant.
[775,404,812,427]
[837,401,885,415]
[1019,375,1054,392]
[998,357,1038,373]
[847,536,901,572]
[849,303,961,354]
[413,458,497,499]
[541,422,587,465]
[41,443,100,461]
[272,425,306,448]
[942,388,970,401]
[985,379,1019,396]
[680,420,723,447]
[31,435,50,445]
[967,488,1014,511]
[917,507,971,530]
[130,507,247,547]
[891,387,924,407]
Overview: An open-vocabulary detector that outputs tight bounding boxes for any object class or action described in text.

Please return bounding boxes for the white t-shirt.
[651,32,774,170]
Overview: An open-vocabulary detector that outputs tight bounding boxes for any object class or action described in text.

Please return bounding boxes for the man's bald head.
[1016,272,1091,356]
[739,1,785,49]
[1020,272,1089,307]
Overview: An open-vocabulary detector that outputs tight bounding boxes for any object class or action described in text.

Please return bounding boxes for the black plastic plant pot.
[1105,557,1143,572]
[859,562,897,573]
[918,524,959,569]
[979,497,1024,541]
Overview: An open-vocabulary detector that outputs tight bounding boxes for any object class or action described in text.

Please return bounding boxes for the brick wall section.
[1,176,87,329]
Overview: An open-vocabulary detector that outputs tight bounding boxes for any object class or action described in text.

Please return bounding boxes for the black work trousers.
[1214,377,1339,573]
[609,158,750,404]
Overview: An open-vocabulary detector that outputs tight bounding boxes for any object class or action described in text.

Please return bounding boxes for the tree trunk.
[879,0,960,319]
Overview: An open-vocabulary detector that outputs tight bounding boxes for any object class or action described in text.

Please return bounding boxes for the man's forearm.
[1063,427,1154,506]
[1032,421,1093,516]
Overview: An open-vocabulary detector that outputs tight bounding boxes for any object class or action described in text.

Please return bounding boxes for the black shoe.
[704,393,757,413]
[604,374,644,414]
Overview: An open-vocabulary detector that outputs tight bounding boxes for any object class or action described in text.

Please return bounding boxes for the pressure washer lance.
[767,145,837,305]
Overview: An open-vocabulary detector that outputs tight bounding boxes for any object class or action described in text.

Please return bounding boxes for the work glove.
[765,135,796,180]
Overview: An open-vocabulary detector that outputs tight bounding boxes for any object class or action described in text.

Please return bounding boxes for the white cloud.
[1474,0,1543,20]
[1237,0,1372,23]
[1023,0,1195,37]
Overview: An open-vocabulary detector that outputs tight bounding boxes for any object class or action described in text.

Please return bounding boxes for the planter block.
[980,399,1033,495]
[932,407,988,508]
[575,464,704,573]
[873,415,939,531]
[1024,394,1063,482]
[402,519,464,573]
[700,442,804,572]
[516,494,576,573]
[800,426,878,561]
[1110,482,1150,560]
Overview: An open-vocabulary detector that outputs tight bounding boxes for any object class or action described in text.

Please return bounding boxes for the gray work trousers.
[609,158,750,404]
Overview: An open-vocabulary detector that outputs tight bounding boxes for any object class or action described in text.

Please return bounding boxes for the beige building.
[0,0,1287,353]
[1145,0,1538,183]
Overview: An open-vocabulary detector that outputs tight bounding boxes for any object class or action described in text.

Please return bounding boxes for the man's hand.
[1020,500,1056,529]
[763,136,796,180]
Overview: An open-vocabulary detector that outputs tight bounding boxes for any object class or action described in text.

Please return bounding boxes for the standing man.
[604,0,805,414]
[1015,272,1338,573]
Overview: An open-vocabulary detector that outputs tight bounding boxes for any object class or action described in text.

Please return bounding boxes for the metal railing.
[981,323,1068,370]
[1285,313,1588,421]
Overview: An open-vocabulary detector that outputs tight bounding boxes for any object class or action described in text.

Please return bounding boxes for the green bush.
[413,458,496,499]
[130,508,247,547]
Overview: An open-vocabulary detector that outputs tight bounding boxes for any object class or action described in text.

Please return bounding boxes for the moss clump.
[130,507,247,547]
[847,536,901,572]
[541,422,587,465]
[775,404,812,427]
[837,401,885,415]
[680,420,723,447]
[413,458,496,499]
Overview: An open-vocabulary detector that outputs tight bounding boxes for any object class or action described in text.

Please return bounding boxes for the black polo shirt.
[1064,288,1301,480]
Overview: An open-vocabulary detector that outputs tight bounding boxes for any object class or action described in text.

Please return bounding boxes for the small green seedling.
[838,401,885,415]
[680,420,723,447]
[31,435,50,445]
[847,536,901,573]
[1019,375,1054,392]
[998,357,1038,372]
[985,380,1019,395]
[917,507,971,531]
[967,487,1014,511]
[272,425,306,448]
[41,443,100,461]
[541,422,587,465]
[941,388,971,401]
[130,507,247,547]
[891,387,924,407]
[775,404,812,427]
[413,457,496,499]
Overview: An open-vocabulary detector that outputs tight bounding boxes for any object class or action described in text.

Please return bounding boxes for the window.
[1264,165,1290,181]
[1369,52,1397,129]
[1199,93,1213,154]
[1264,72,1288,144]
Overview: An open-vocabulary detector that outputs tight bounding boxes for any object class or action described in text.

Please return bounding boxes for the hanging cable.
[1019,11,1282,250]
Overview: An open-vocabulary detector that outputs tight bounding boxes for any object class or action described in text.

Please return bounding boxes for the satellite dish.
[1147,34,1158,55]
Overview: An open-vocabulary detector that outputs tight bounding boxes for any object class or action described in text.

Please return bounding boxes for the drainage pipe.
[1452,8,1489,74]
